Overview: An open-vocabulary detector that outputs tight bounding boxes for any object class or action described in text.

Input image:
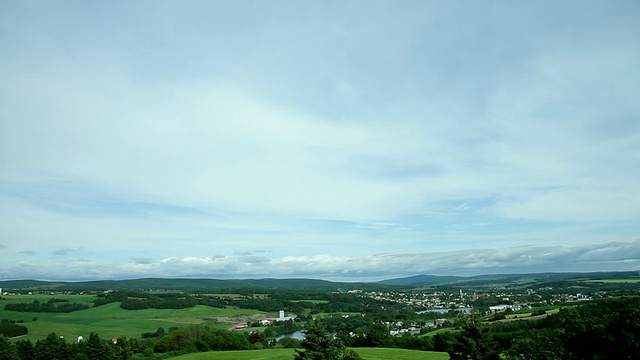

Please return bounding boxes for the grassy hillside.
[168,348,450,360]
[0,295,264,341]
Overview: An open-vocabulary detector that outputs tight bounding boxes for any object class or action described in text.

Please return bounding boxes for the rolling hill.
[1,271,638,291]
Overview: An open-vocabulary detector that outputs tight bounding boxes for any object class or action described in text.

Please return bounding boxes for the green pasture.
[510,277,538,285]
[501,306,563,320]
[201,294,269,299]
[582,279,640,283]
[506,312,533,319]
[0,295,264,341]
[168,348,450,360]
[289,299,330,304]
[413,286,435,291]
[311,312,360,318]
[420,328,458,337]
[355,348,449,360]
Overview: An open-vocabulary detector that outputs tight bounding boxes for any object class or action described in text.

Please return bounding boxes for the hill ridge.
[1,270,638,290]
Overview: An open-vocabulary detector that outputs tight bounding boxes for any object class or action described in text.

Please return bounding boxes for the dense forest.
[439,296,640,359]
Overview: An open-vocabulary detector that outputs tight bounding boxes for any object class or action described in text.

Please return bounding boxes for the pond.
[275,330,305,341]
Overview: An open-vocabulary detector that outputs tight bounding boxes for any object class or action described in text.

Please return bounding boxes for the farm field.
[504,306,562,319]
[582,279,640,283]
[168,348,450,360]
[0,295,265,341]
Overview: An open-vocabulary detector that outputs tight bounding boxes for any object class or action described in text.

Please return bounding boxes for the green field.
[582,279,640,283]
[289,299,330,304]
[510,277,538,285]
[201,294,269,299]
[168,348,450,360]
[420,328,458,337]
[0,295,264,341]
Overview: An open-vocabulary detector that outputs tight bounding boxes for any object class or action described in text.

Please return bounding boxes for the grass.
[506,312,532,319]
[355,348,450,360]
[201,294,269,299]
[0,295,265,341]
[310,312,361,318]
[510,277,539,286]
[289,300,330,304]
[168,349,294,360]
[168,348,450,360]
[420,328,458,337]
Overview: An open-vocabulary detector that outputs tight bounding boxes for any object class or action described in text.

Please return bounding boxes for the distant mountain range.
[0,278,382,291]
[1,271,638,291]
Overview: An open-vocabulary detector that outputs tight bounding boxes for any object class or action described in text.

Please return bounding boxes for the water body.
[417,308,472,314]
[275,330,305,341]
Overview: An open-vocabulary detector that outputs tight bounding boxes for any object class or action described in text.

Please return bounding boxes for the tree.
[506,333,564,360]
[294,323,361,360]
[0,337,19,360]
[33,333,69,360]
[84,332,115,360]
[448,317,500,360]
[363,323,392,347]
[14,339,34,360]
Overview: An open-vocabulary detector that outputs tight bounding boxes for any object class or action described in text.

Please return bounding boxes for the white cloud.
[2,241,638,281]
[1,1,639,280]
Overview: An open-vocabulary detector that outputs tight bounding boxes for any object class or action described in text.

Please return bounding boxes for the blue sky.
[1,1,639,281]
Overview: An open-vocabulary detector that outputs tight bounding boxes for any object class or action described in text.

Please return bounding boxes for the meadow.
[0,294,264,341]
[582,279,640,283]
[167,348,450,360]
[504,306,561,319]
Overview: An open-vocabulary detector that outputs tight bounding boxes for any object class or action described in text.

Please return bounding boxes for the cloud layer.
[2,241,639,281]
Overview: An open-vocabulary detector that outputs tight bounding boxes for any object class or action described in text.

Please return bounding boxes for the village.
[353,284,600,313]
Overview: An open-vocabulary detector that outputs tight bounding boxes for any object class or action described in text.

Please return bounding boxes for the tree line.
[4,299,89,313]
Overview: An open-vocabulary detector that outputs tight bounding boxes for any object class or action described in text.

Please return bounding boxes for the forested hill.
[1,270,638,291]
[0,277,393,291]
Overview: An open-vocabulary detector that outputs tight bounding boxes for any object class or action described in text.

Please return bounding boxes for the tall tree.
[448,317,500,360]
[14,339,34,360]
[0,337,19,360]
[294,323,361,360]
[33,333,69,360]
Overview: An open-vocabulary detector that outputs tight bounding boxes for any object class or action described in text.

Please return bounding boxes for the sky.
[1,1,639,282]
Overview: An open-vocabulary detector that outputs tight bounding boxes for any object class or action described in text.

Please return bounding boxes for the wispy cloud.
[0,1,638,280]
[0,179,201,219]
[51,247,85,256]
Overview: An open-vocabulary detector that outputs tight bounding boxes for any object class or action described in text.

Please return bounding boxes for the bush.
[0,321,28,337]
